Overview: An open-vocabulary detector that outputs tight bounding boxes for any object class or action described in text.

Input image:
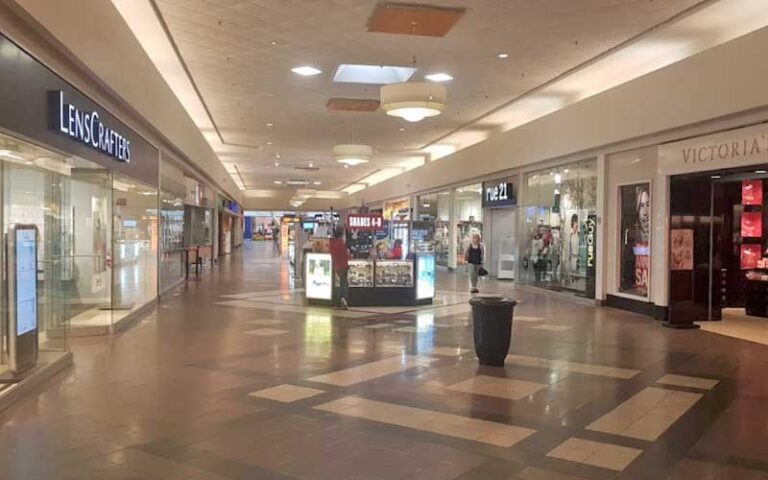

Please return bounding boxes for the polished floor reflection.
[1,241,767,480]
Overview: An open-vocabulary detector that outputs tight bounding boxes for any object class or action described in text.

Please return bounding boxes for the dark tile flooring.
[1,241,767,479]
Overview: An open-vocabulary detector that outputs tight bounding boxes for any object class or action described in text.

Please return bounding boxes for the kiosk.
[305,253,435,307]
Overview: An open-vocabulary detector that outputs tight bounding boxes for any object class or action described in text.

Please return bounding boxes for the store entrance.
[669,166,768,338]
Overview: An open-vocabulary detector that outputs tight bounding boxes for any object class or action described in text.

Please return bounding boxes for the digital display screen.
[306,253,333,300]
[16,228,38,336]
[416,254,436,300]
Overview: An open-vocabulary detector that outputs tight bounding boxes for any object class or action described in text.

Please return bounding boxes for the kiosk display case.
[375,260,413,287]
[305,253,435,306]
[348,260,374,287]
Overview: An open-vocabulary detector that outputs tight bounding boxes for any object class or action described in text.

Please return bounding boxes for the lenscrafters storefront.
[0,32,161,386]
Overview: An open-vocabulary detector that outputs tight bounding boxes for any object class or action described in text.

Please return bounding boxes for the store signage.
[658,123,768,176]
[347,214,383,230]
[482,178,517,207]
[53,90,131,162]
[586,214,597,299]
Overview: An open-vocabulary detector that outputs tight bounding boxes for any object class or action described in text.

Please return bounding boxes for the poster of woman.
[619,183,651,296]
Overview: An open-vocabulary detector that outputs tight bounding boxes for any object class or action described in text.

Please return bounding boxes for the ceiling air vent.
[327,97,381,112]
[367,2,466,37]
[294,165,320,171]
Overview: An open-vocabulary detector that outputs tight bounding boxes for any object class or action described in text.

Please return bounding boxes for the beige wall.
[349,26,768,207]
[1,0,240,201]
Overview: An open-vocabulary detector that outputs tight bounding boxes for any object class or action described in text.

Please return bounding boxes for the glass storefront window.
[520,159,597,296]
[455,184,483,266]
[160,192,184,290]
[112,176,158,317]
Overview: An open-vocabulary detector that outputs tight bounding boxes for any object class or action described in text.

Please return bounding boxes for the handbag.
[478,266,489,277]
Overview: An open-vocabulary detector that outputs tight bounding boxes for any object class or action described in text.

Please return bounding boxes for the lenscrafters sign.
[54,91,131,162]
[482,177,517,208]
[658,123,768,176]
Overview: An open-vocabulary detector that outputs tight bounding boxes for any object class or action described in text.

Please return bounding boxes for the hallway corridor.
[1,241,766,480]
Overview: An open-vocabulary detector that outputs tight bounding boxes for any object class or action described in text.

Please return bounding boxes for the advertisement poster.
[742,179,763,206]
[416,255,436,300]
[619,183,651,297]
[670,229,694,271]
[348,260,374,287]
[91,196,108,293]
[306,253,332,299]
[15,228,38,335]
[741,211,763,238]
[741,244,761,269]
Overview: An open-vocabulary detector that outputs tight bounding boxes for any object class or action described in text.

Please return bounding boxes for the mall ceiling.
[152,0,705,196]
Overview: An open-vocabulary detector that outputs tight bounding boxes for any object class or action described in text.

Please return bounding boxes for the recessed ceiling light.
[756,170,767,174]
[274,161,280,167]
[266,122,274,127]
[343,164,349,169]
[425,73,453,82]
[266,141,273,145]
[710,175,721,179]
[313,181,322,185]
[270,40,278,46]
[399,128,406,132]
[309,161,314,168]
[497,53,509,59]
[274,180,283,184]
[292,66,322,76]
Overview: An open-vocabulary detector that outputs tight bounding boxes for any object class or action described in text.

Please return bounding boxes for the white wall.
[348,26,768,207]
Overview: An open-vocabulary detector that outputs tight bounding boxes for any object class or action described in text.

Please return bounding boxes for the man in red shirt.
[329,227,350,309]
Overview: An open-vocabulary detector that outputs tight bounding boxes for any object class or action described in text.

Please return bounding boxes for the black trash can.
[470,295,517,366]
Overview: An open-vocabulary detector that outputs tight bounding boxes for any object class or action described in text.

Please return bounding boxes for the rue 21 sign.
[482,177,517,208]
[52,90,131,162]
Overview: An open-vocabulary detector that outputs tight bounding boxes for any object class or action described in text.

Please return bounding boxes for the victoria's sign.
[482,178,517,208]
[53,90,131,163]
[658,123,768,176]
[347,214,384,230]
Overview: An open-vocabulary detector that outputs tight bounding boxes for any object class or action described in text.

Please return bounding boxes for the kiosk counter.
[305,253,435,307]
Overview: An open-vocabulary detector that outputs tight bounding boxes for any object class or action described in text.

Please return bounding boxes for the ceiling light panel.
[334,64,415,84]
[425,73,453,82]
[292,66,322,76]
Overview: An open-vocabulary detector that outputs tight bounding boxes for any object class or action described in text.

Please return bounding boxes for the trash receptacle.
[470,295,517,366]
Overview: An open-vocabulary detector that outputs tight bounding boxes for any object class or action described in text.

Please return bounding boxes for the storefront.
[518,159,598,298]
[481,176,519,280]
[454,184,483,268]
[0,29,161,370]
[217,196,242,256]
[607,122,768,335]
[417,191,452,267]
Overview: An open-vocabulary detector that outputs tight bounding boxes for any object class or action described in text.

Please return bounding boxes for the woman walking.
[464,233,485,294]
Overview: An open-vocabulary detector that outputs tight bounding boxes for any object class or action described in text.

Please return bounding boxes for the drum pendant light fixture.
[381,82,446,122]
[334,144,373,166]
[380,23,447,123]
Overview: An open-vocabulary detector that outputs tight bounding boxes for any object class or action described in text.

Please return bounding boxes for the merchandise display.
[375,260,414,287]
[348,260,374,287]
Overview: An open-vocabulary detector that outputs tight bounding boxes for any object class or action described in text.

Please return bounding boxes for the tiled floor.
[1,241,768,480]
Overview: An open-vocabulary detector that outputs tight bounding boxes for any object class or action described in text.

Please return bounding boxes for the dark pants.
[336,267,349,304]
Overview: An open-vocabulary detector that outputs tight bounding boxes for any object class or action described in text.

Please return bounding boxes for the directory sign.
[306,253,333,300]
[8,224,39,373]
[15,228,38,335]
[416,254,436,300]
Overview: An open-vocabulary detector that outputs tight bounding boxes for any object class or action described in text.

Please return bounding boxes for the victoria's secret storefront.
[0,29,161,376]
[607,122,768,336]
